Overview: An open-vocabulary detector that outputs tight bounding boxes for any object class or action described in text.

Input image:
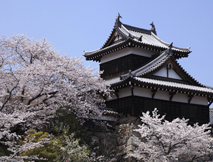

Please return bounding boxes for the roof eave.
[111,77,213,97]
[84,39,190,62]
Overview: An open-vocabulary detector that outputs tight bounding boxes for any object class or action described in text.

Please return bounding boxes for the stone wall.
[85,115,140,161]
[115,116,140,162]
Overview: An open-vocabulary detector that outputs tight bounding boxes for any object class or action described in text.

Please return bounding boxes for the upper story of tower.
[84,13,191,63]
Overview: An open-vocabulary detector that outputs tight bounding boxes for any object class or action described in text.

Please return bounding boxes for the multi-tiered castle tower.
[84,14,213,124]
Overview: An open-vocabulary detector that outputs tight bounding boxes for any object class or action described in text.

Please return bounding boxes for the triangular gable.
[152,66,182,80]
[114,34,123,42]
[84,16,191,62]
[102,30,124,48]
[146,57,202,86]
[119,50,201,86]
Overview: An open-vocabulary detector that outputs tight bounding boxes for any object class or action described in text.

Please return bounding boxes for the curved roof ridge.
[120,24,144,40]
[130,35,167,49]
[84,15,191,61]
[151,32,170,46]
[84,39,127,56]
[175,60,203,86]
[120,51,169,79]
[133,51,169,76]
[101,29,115,49]
[151,33,191,51]
[101,14,123,49]
[120,24,130,37]
[101,28,117,49]
[134,77,213,93]
[119,25,190,53]
[116,24,129,39]
[84,48,101,56]
[110,77,213,94]
[119,49,201,86]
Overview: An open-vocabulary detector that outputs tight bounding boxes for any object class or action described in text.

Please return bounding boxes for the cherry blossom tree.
[0,34,110,161]
[127,109,213,162]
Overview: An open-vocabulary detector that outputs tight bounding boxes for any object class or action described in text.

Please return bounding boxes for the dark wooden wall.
[106,96,209,125]
[100,54,150,79]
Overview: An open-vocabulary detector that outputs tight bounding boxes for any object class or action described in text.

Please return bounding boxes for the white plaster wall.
[100,48,155,63]
[108,86,208,106]
[154,67,167,77]
[191,96,208,105]
[155,90,169,100]
[134,87,152,98]
[153,67,182,80]
[132,87,189,103]
[119,87,131,98]
[173,93,188,103]
[134,87,169,101]
[169,69,182,80]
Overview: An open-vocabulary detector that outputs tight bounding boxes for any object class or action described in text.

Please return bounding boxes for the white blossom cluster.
[127,108,213,162]
[0,34,110,161]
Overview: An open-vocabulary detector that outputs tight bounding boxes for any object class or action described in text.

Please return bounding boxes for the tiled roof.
[84,39,127,56]
[101,109,118,115]
[134,77,213,94]
[120,24,191,53]
[120,50,170,78]
[84,16,191,61]
[105,77,121,85]
[119,49,202,86]
[110,76,213,94]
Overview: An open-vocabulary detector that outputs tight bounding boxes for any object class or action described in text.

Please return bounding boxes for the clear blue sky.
[1,0,213,86]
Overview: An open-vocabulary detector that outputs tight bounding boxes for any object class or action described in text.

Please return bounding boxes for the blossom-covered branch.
[0,34,110,161]
[127,108,213,162]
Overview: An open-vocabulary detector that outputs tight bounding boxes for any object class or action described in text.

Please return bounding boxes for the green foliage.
[47,108,87,139]
[19,130,61,162]
[55,134,91,161]
[54,126,93,162]
[19,127,95,162]
[18,112,100,162]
